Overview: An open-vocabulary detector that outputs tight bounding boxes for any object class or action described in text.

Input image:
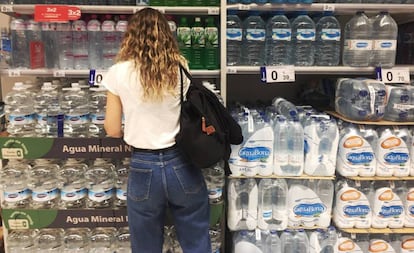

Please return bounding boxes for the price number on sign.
[0,5,13,12]
[89,69,106,86]
[261,66,295,83]
[380,67,410,84]
[208,8,220,15]
[53,70,65,77]
[8,69,21,77]
[323,4,335,12]
[238,4,250,10]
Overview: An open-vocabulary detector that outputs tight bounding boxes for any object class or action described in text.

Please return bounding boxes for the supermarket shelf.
[340,227,414,234]
[327,111,414,126]
[344,176,414,181]
[0,68,220,78]
[226,66,381,75]
[0,4,220,15]
[228,174,335,180]
[226,3,414,14]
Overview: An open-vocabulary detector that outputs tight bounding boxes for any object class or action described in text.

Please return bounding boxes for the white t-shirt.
[102,60,190,149]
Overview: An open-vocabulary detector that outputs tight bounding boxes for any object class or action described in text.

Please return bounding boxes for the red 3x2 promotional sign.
[34,5,81,22]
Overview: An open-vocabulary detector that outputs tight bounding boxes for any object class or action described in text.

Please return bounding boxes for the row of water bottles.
[10,15,128,69]
[5,81,108,137]
[232,226,338,253]
[334,179,414,229]
[229,99,339,177]
[227,10,341,66]
[337,123,414,177]
[7,227,131,253]
[0,157,130,209]
[227,178,334,231]
[335,78,414,122]
[336,233,414,253]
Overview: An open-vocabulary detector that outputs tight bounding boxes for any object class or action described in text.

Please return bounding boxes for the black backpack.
[175,65,243,171]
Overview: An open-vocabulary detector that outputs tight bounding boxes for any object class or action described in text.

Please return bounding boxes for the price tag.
[67,6,81,20]
[261,66,295,83]
[53,70,65,77]
[227,67,237,74]
[323,4,335,12]
[238,4,250,10]
[89,69,106,86]
[8,69,21,77]
[208,7,220,15]
[0,5,13,12]
[379,67,410,84]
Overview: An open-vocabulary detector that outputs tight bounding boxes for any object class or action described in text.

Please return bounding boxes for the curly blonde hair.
[116,8,187,101]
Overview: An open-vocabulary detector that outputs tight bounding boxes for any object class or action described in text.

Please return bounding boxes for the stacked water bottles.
[6,226,131,253]
[9,15,128,69]
[226,11,341,66]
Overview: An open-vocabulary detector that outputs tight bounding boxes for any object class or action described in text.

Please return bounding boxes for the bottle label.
[116,188,127,200]
[88,188,114,202]
[321,28,340,41]
[205,27,219,48]
[262,209,272,220]
[272,28,291,41]
[338,134,375,175]
[227,28,242,41]
[208,187,222,200]
[4,188,31,202]
[337,187,371,218]
[191,27,205,47]
[32,188,59,202]
[11,21,26,31]
[246,29,265,41]
[90,113,105,124]
[65,114,90,125]
[344,39,373,50]
[296,29,315,41]
[373,39,397,50]
[177,27,191,47]
[61,188,87,201]
[103,33,117,43]
[9,114,36,125]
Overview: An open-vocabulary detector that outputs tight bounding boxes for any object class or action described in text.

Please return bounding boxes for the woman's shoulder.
[110,60,134,71]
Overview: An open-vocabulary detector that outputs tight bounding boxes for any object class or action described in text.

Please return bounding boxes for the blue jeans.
[127,147,211,253]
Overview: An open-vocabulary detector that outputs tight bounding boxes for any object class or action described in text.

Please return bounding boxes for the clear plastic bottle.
[268,230,282,253]
[7,229,36,253]
[272,97,298,119]
[316,179,334,227]
[384,84,412,121]
[371,12,398,67]
[89,227,117,253]
[63,227,90,253]
[242,12,266,66]
[287,118,305,175]
[233,230,258,253]
[72,20,89,69]
[89,85,107,137]
[258,178,288,231]
[291,12,316,66]
[313,117,339,176]
[0,159,32,209]
[115,157,130,208]
[101,15,117,69]
[10,18,29,68]
[1,27,11,68]
[34,82,59,137]
[59,158,88,209]
[205,161,225,205]
[315,12,341,66]
[85,158,116,209]
[294,229,310,253]
[191,16,205,69]
[55,22,73,69]
[273,116,290,175]
[41,22,57,68]
[35,228,64,253]
[280,229,295,253]
[115,15,128,56]
[204,17,219,70]
[87,15,102,70]
[342,11,373,67]
[226,11,243,66]
[115,227,131,253]
[319,226,337,253]
[265,12,292,66]
[61,84,90,137]
[4,82,36,137]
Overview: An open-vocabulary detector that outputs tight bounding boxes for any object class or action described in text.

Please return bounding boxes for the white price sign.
[238,4,250,10]
[208,7,219,15]
[8,69,21,77]
[0,5,13,12]
[53,70,65,77]
[380,67,410,84]
[261,66,295,83]
[89,69,106,86]
[323,4,335,12]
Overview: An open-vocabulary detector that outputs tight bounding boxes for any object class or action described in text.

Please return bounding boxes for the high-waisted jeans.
[127,147,211,253]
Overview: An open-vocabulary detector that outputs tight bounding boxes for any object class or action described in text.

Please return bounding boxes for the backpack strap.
[179,63,193,104]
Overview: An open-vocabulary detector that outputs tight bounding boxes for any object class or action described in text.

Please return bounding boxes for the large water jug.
[291,12,315,66]
[265,12,292,66]
[58,158,88,209]
[242,12,266,66]
[227,11,243,66]
[10,18,29,68]
[315,12,341,66]
[371,11,398,67]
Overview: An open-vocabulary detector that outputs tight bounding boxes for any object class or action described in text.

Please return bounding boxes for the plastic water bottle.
[319,226,337,253]
[316,179,334,227]
[115,157,130,208]
[191,17,205,69]
[371,12,398,67]
[343,11,372,67]
[101,15,117,69]
[267,230,282,253]
[58,158,88,209]
[242,12,266,66]
[115,16,128,55]
[63,227,90,253]
[89,85,107,137]
[226,11,243,66]
[1,27,12,68]
[87,15,102,70]
[204,161,225,204]
[7,230,36,253]
[34,82,59,136]
[295,229,310,253]
[10,18,29,68]
[205,17,219,70]
[41,22,57,68]
[315,12,341,66]
[61,84,90,137]
[89,227,117,253]
[85,158,116,209]
[177,17,192,64]
[291,12,315,66]
[26,19,45,68]
[4,82,36,137]
[115,227,131,253]
[55,22,73,69]
[28,159,61,209]
[258,178,288,230]
[265,12,292,66]
[227,178,258,231]
[273,116,290,175]
[384,85,412,121]
[36,228,64,252]
[233,230,259,253]
[72,20,89,69]
[280,229,295,253]
[313,117,339,176]
[272,97,298,119]
[0,159,32,209]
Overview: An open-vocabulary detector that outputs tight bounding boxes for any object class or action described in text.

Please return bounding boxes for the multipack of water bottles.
[227,177,334,231]
[226,10,399,68]
[335,78,414,122]
[228,98,339,177]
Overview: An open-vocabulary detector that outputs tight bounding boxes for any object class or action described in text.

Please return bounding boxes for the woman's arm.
[104,91,123,138]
